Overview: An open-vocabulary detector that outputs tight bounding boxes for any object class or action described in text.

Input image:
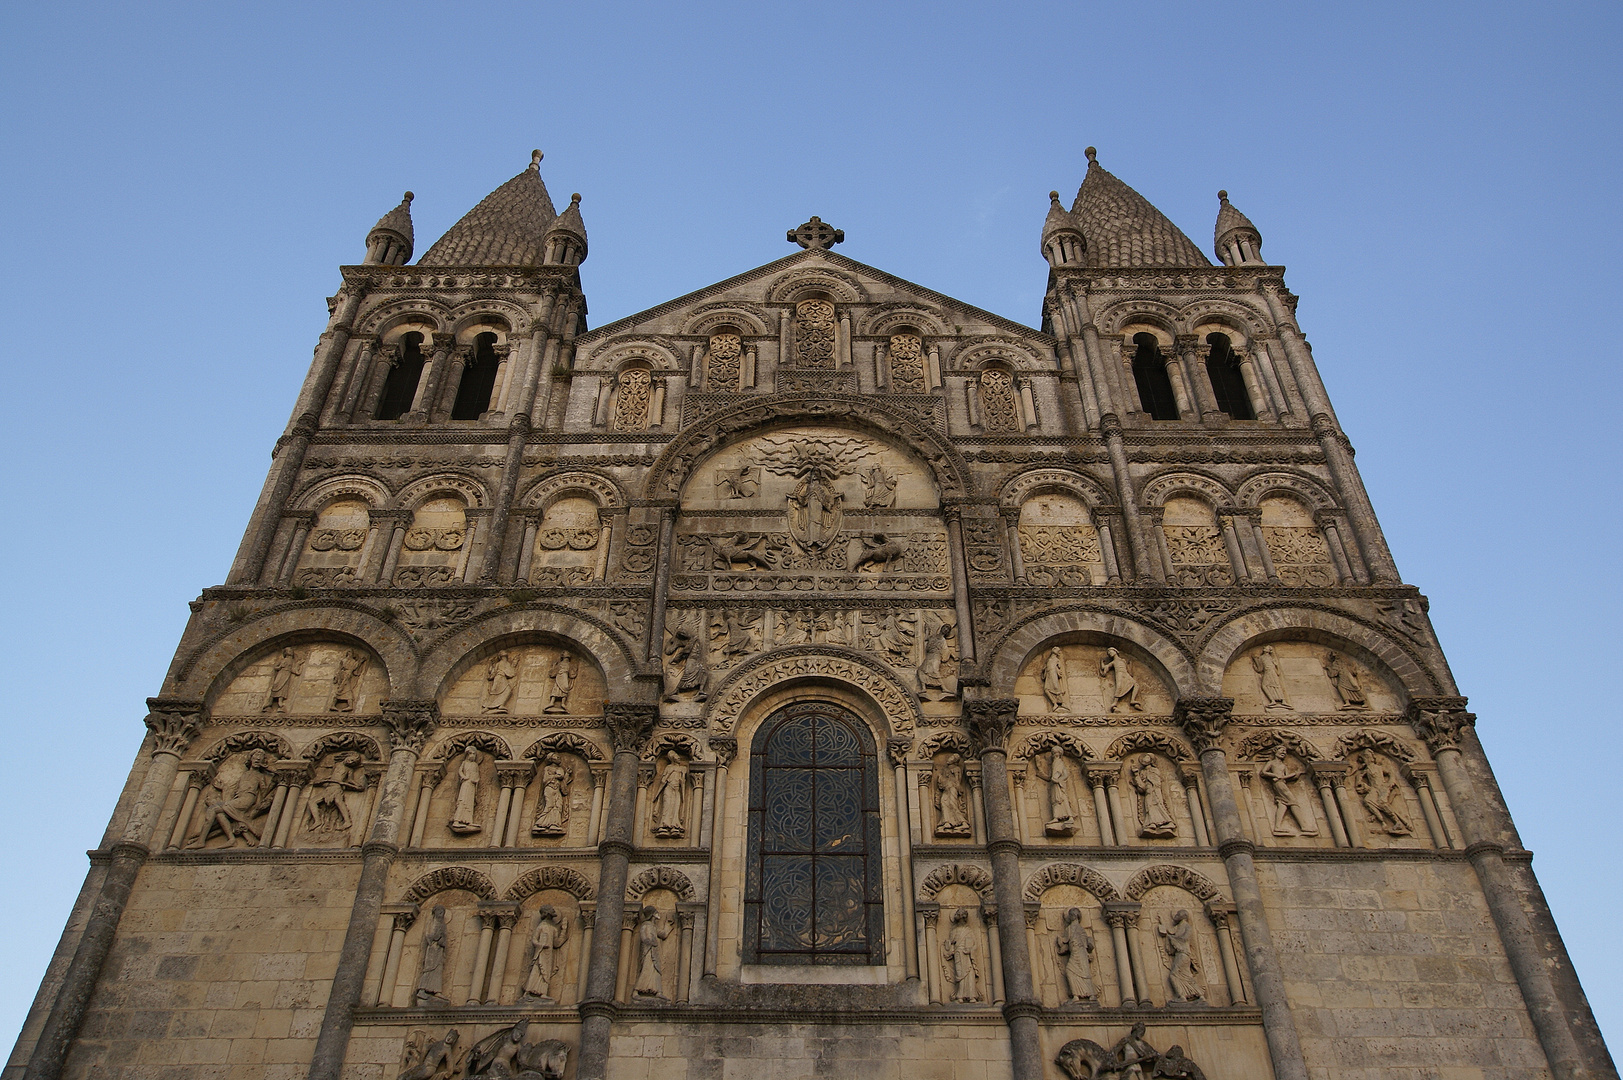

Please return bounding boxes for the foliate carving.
[1123,864,1221,902]
[402,866,498,905]
[1173,697,1233,755]
[394,565,458,589]
[1263,526,1336,587]
[626,865,697,901]
[1015,731,1093,762]
[613,367,654,431]
[793,299,837,368]
[708,649,920,736]
[524,731,604,762]
[1333,729,1414,763]
[1136,599,1237,637]
[620,523,658,575]
[1022,862,1121,903]
[505,865,595,902]
[144,699,204,756]
[1103,731,1190,763]
[709,735,738,766]
[888,333,927,392]
[402,526,465,552]
[917,863,994,901]
[978,369,1021,432]
[1018,525,1100,587]
[381,700,439,754]
[1164,525,1234,587]
[964,699,1018,755]
[200,729,292,763]
[603,703,659,754]
[1406,696,1473,754]
[707,332,742,388]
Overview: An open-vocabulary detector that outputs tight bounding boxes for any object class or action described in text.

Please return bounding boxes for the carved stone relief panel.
[1120,753,1186,842]
[1018,494,1106,587]
[395,496,469,588]
[612,366,654,431]
[216,643,387,716]
[1160,496,1233,587]
[1133,884,1225,1006]
[979,368,1021,432]
[508,892,583,1006]
[1033,884,1117,1008]
[295,497,370,587]
[442,645,605,717]
[1013,644,1173,717]
[183,749,279,849]
[929,749,974,839]
[679,427,939,513]
[1242,744,1329,848]
[1221,642,1399,715]
[1348,748,1423,847]
[933,884,988,1004]
[529,496,602,585]
[1260,495,1336,587]
[889,333,927,393]
[792,299,837,369]
[390,890,485,1008]
[707,331,743,390]
[524,750,591,845]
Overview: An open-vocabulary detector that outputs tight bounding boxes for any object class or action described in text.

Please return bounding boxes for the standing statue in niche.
[415,905,449,1005]
[448,749,484,835]
[262,647,304,712]
[1353,750,1414,836]
[1259,746,1318,836]
[304,751,364,836]
[634,906,672,998]
[662,620,709,703]
[544,652,577,714]
[1131,755,1178,838]
[1035,749,1077,836]
[329,649,368,712]
[649,749,689,838]
[530,752,573,836]
[941,908,981,1003]
[520,907,569,1003]
[1056,907,1097,1003]
[480,651,517,713]
[1157,909,1205,1003]
[933,753,973,837]
[1322,651,1369,709]
[917,615,959,701]
[1099,648,1142,712]
[1043,647,1070,713]
[860,464,899,509]
[396,1027,459,1080]
[1251,645,1292,710]
[188,749,277,848]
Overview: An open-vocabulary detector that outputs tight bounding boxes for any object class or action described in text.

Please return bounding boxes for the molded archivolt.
[998,467,1116,511]
[917,864,994,902]
[987,608,1196,698]
[1234,470,1337,511]
[416,604,639,701]
[583,337,683,372]
[517,469,626,512]
[627,866,696,902]
[704,645,924,738]
[860,304,948,337]
[354,298,454,338]
[172,610,415,704]
[393,473,490,510]
[505,866,595,903]
[765,267,866,304]
[1023,863,1121,903]
[1198,606,1446,698]
[291,475,391,512]
[679,303,772,337]
[402,867,498,905]
[1140,470,1234,509]
[949,337,1053,374]
[1103,730,1191,763]
[1123,864,1221,902]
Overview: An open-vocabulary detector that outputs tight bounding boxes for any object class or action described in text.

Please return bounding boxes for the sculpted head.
[1065,906,1082,925]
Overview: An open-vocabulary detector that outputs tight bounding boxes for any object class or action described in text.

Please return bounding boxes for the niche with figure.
[1017,493,1106,587]
[216,642,385,716]
[931,884,993,1006]
[1015,733,1095,844]
[179,734,290,850]
[395,496,469,588]
[389,885,486,1008]
[1259,496,1336,586]
[1132,883,1228,1007]
[623,885,685,1003]
[1014,642,1174,717]
[1026,870,1121,1008]
[1116,751,1192,845]
[499,874,591,1007]
[1221,642,1401,715]
[296,734,381,848]
[1235,734,1333,850]
[1340,738,1428,850]
[295,497,371,587]
[521,739,600,847]
[421,736,507,847]
[441,644,605,718]
[1159,497,1233,587]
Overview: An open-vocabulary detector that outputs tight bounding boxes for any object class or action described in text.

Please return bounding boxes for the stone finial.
[787,216,844,250]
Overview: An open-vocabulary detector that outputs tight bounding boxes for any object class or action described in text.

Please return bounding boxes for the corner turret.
[1213,190,1264,265]
[363,191,414,265]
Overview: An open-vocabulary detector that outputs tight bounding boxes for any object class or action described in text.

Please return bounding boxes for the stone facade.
[7,149,1616,1080]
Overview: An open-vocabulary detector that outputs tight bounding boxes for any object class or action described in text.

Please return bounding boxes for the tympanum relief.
[216,643,387,716]
[1014,644,1173,716]
[441,646,602,717]
[1222,642,1399,715]
[396,1022,571,1080]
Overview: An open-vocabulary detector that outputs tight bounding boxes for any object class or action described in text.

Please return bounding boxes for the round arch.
[517,469,625,512]
[401,867,497,905]
[355,298,453,338]
[1124,864,1222,903]
[506,866,596,903]
[1023,863,1121,903]
[999,467,1116,511]
[1140,470,1235,509]
[986,607,1196,700]
[1197,606,1447,697]
[290,474,391,512]
[706,646,922,740]
[1234,470,1338,511]
[171,606,414,704]
[765,267,866,304]
[679,303,773,337]
[392,473,490,511]
[415,604,638,702]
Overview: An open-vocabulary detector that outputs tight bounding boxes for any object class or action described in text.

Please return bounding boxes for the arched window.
[1131,333,1179,421]
[746,702,883,965]
[377,331,426,421]
[450,332,501,420]
[1204,334,1255,420]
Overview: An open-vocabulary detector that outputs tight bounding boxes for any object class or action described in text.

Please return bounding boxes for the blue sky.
[1,0,1618,1053]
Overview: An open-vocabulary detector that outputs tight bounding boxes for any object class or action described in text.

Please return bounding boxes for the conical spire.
[1040,190,1085,268]
[1070,147,1209,268]
[420,150,558,266]
[543,192,588,266]
[364,191,414,265]
[1213,190,1263,266]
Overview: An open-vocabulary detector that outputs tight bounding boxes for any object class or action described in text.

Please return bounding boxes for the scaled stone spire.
[420,150,558,267]
[1214,189,1264,266]
[1040,189,1085,268]
[1070,147,1209,268]
[364,191,414,266]
[543,192,588,266]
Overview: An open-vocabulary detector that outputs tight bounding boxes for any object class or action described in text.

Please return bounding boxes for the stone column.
[645,507,677,664]
[1179,335,1220,418]
[965,700,1041,1080]
[1216,508,1251,583]
[373,512,411,586]
[888,739,920,981]
[967,766,987,845]
[24,700,204,1080]
[577,702,658,1080]
[1205,903,1247,1005]
[464,910,497,1005]
[331,338,375,423]
[1315,511,1357,584]
[307,700,437,1080]
[703,736,736,979]
[1162,343,1196,420]
[575,905,596,1003]
[1175,696,1308,1080]
[1406,764,1452,849]
[1309,763,1351,848]
[373,906,416,1007]
[1010,768,1030,844]
[1104,772,1130,846]
[944,509,978,662]
[166,764,212,850]
[1408,699,1592,1080]
[1234,347,1275,421]
[1100,415,1153,579]
[676,909,697,1003]
[478,414,532,584]
[353,341,397,422]
[1115,905,1149,1003]
[1103,908,1138,1007]
[230,285,365,584]
[270,764,311,848]
[1002,510,1027,584]
[920,906,943,1003]
[1178,763,1211,847]
[275,513,316,585]
[1085,766,1117,846]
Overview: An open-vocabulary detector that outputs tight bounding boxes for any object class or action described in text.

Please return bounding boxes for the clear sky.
[1,0,1618,1054]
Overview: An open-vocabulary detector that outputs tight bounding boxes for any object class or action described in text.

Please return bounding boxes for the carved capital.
[980,903,998,925]
[1406,696,1474,754]
[144,698,204,757]
[919,904,941,928]
[604,703,660,754]
[1174,333,1201,354]
[886,738,913,768]
[274,763,314,786]
[1102,901,1142,929]
[431,332,456,352]
[1098,413,1123,439]
[508,413,532,436]
[1174,696,1234,755]
[1085,764,1116,789]
[965,699,1018,756]
[386,904,419,933]
[381,700,438,754]
[708,736,738,767]
[1203,901,1235,930]
[1310,412,1338,438]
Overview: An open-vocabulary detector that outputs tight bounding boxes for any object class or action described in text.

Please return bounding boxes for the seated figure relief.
[187,750,276,848]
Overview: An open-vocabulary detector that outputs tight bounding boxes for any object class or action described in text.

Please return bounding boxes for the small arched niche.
[376,329,429,421]
[1016,492,1105,586]
[1222,640,1402,716]
[1132,884,1230,1006]
[1015,638,1174,717]
[214,640,386,717]
[1160,496,1234,587]
[395,495,469,588]
[1031,881,1118,1008]
[295,497,372,588]
[887,328,928,393]
[441,642,606,718]
[1259,496,1336,586]
[528,495,604,586]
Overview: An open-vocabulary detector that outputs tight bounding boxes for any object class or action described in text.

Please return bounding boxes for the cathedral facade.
[9,150,1615,1080]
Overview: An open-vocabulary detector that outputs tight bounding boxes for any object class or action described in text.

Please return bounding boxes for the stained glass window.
[745,702,883,965]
